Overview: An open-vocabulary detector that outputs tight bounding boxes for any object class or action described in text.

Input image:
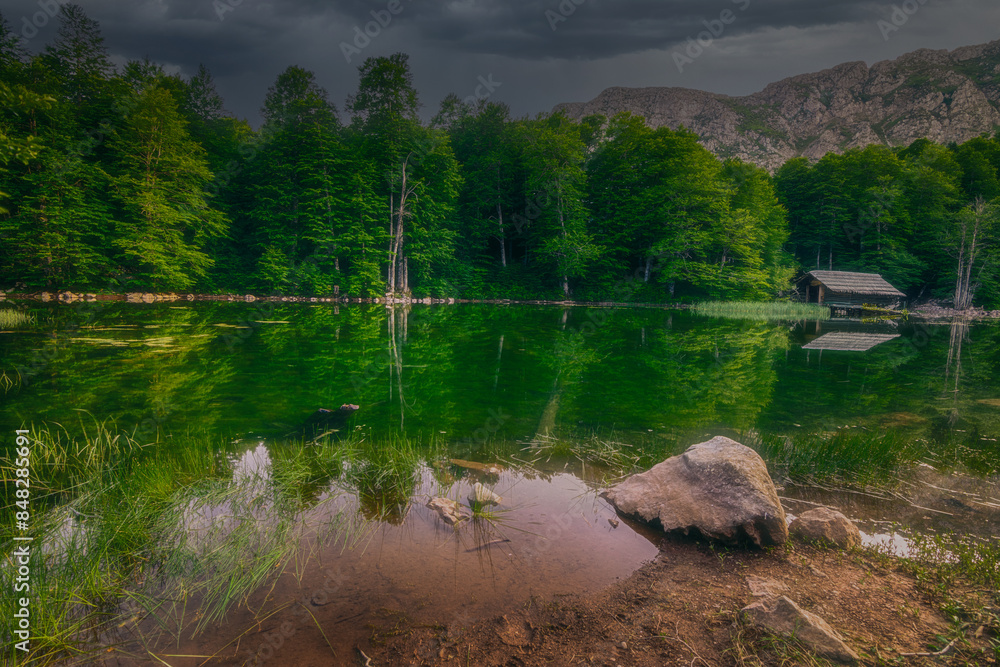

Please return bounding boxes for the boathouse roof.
[801,271,905,298]
[802,332,901,352]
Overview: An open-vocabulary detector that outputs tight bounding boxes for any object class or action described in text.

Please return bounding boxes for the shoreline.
[323,538,996,666]
[5,290,1000,319]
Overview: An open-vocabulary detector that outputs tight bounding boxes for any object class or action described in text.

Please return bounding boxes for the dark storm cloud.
[325,0,898,60]
[2,0,996,124]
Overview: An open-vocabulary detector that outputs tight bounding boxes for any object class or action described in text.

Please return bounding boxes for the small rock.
[809,565,829,579]
[745,576,790,598]
[789,507,860,549]
[742,596,859,664]
[468,482,502,507]
[426,497,467,525]
[497,616,532,647]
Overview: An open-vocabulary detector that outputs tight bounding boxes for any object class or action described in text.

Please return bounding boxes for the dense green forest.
[1,6,998,305]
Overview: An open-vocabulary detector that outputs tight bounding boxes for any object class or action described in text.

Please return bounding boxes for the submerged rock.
[742,595,860,664]
[426,497,467,525]
[450,459,504,476]
[468,482,502,507]
[600,436,787,547]
[296,404,360,438]
[789,507,860,549]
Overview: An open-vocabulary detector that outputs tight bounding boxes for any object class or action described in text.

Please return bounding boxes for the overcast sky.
[5,0,1000,126]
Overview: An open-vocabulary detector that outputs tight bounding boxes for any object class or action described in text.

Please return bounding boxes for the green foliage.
[0,10,994,302]
[107,85,227,289]
[693,301,830,321]
[776,137,1000,308]
[749,429,926,485]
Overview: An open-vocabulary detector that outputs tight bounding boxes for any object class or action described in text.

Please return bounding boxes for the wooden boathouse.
[799,270,905,309]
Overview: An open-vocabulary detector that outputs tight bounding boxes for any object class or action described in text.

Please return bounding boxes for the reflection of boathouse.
[800,319,900,352]
[799,270,905,308]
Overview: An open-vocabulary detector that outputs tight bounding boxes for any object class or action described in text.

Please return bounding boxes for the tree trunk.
[497,200,507,268]
[387,192,396,293]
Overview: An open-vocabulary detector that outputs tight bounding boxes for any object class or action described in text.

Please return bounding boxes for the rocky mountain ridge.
[554,41,1000,171]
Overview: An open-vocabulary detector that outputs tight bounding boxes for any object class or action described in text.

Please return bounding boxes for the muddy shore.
[353,539,995,667]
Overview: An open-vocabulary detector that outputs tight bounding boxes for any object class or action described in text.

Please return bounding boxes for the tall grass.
[746,429,927,485]
[338,435,422,524]
[0,308,34,328]
[0,423,378,666]
[693,301,830,321]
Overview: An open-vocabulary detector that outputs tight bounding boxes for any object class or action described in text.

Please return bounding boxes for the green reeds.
[693,301,831,321]
[0,423,364,666]
[0,308,34,328]
[338,435,422,524]
[747,428,926,485]
[9,417,150,496]
[527,432,646,478]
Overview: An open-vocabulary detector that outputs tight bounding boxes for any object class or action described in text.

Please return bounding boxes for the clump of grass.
[722,608,828,666]
[693,301,831,322]
[0,432,221,665]
[0,423,360,666]
[904,532,1000,592]
[7,417,150,496]
[747,429,926,485]
[0,368,21,392]
[337,435,422,524]
[0,308,35,328]
[526,433,645,479]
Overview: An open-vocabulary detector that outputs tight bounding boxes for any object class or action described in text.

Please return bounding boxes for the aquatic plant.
[337,435,422,524]
[693,301,830,321]
[0,423,363,666]
[0,308,34,328]
[746,429,926,485]
[526,432,645,477]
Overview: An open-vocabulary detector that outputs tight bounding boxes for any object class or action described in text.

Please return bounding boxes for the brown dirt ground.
[362,538,997,667]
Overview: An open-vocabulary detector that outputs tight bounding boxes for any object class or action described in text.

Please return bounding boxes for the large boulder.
[789,507,860,549]
[742,596,859,664]
[600,436,787,547]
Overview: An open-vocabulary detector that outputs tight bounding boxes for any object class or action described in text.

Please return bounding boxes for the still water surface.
[3,302,999,661]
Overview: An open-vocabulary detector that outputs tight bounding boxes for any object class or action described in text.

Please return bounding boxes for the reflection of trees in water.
[945,320,969,428]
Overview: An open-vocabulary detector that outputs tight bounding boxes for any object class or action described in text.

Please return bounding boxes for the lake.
[2,302,999,663]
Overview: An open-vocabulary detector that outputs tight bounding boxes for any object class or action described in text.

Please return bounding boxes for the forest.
[0,5,998,306]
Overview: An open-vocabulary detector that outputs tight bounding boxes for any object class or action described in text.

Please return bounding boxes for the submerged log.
[292,404,360,439]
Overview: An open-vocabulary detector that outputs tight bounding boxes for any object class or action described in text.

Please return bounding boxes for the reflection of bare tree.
[944,319,969,426]
[493,334,504,392]
[388,305,413,429]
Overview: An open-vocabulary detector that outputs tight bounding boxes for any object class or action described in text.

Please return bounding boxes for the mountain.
[553,41,1000,171]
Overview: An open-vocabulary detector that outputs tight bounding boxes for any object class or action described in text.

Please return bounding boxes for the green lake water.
[4,302,999,458]
[2,302,1000,663]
